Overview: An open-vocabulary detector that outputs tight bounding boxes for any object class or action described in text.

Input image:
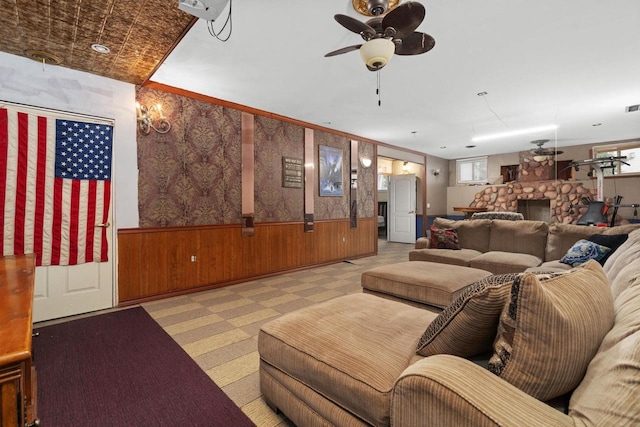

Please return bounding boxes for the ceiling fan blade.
[325,44,363,57]
[382,1,425,39]
[334,14,376,39]
[394,32,435,55]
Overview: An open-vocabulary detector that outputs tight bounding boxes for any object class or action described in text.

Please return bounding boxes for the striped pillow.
[416,273,520,357]
[416,272,565,357]
[488,260,614,401]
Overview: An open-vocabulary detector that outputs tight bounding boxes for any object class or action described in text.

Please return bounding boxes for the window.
[456,156,488,184]
[377,174,389,191]
[592,141,640,176]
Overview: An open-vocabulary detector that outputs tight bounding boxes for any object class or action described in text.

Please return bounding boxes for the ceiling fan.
[325,1,435,71]
[529,139,563,159]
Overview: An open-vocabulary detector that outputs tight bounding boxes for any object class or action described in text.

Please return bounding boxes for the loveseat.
[258,228,640,426]
[411,217,640,274]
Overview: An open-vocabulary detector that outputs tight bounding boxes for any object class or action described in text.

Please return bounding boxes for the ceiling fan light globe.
[360,38,395,70]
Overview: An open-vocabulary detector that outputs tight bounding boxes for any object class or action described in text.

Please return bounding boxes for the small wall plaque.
[282,156,303,188]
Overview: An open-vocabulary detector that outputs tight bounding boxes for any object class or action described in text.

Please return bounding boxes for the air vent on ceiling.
[24,50,61,66]
[625,104,640,113]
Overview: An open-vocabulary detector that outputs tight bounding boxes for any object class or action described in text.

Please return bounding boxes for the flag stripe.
[51,176,63,265]
[3,114,18,257]
[0,108,7,256]
[14,112,28,254]
[69,179,79,264]
[101,180,110,262]
[33,116,48,265]
[85,180,97,263]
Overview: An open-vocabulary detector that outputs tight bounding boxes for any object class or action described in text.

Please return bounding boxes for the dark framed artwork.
[319,145,343,196]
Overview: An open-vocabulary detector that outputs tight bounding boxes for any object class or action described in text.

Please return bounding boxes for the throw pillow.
[416,273,520,357]
[487,260,614,401]
[588,233,628,265]
[560,239,611,267]
[416,272,565,358]
[429,226,460,250]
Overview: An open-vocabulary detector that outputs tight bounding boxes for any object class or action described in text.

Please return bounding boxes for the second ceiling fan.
[325,1,435,71]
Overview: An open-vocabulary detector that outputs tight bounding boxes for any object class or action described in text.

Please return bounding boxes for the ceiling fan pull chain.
[377,69,382,106]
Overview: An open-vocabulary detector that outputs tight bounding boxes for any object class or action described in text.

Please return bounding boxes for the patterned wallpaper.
[254,116,304,222]
[136,86,375,227]
[358,141,375,219]
[137,87,242,227]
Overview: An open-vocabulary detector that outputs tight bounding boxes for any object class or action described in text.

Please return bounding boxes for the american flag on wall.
[0,104,113,266]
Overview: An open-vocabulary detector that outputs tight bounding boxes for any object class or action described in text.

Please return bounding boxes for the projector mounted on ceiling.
[178,0,229,21]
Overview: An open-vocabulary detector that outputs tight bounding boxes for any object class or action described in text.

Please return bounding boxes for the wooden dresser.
[0,254,39,427]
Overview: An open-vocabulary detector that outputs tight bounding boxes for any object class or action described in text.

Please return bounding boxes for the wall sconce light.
[432,168,440,176]
[360,157,372,168]
[136,102,171,135]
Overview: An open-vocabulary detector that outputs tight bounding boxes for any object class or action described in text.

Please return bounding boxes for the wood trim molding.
[304,128,315,232]
[242,112,255,237]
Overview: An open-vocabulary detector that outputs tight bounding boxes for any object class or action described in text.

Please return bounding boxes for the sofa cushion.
[569,275,640,425]
[560,239,611,267]
[603,222,640,235]
[545,223,606,262]
[409,248,481,267]
[415,236,430,249]
[362,261,492,309]
[416,273,520,357]
[604,229,640,286]
[470,251,543,274]
[429,226,460,249]
[433,217,491,253]
[488,260,614,401]
[587,233,628,265]
[526,260,573,273]
[607,230,640,300]
[488,219,548,259]
[258,293,437,426]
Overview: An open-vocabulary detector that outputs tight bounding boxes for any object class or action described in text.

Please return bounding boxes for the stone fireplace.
[468,181,598,224]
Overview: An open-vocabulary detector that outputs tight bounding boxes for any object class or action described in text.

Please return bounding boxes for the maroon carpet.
[33,307,255,426]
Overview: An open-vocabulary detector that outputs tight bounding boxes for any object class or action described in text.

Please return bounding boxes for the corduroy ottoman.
[361,261,492,309]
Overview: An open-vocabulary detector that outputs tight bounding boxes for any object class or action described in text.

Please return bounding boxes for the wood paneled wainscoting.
[118,219,376,304]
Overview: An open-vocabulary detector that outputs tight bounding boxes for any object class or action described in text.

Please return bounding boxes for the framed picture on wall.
[319,145,343,196]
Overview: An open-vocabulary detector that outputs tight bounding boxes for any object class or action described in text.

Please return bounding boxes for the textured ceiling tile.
[0,0,194,84]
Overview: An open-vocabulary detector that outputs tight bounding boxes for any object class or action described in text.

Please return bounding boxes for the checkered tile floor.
[143,239,413,426]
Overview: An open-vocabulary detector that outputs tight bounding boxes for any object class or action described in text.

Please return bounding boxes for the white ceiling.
[152,0,640,160]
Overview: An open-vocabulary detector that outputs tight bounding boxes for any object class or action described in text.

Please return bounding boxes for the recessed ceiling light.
[592,123,602,127]
[466,145,476,148]
[625,104,640,113]
[477,91,488,96]
[440,146,446,149]
[91,44,110,54]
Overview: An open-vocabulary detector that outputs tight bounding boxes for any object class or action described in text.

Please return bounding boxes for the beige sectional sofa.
[258,226,640,426]
[411,217,640,274]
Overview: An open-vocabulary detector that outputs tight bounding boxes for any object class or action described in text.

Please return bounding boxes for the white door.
[389,174,416,243]
[32,211,114,322]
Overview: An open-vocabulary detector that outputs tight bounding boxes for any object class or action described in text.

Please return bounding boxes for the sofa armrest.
[391,355,574,427]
